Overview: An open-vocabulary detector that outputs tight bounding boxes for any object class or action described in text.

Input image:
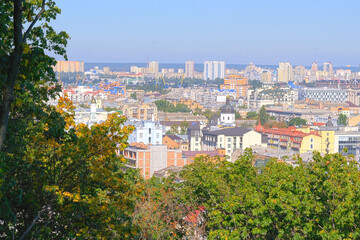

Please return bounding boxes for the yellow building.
[297,126,335,154]
[122,102,158,120]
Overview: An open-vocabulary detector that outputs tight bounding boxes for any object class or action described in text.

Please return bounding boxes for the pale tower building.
[148,61,159,74]
[277,62,294,83]
[311,61,318,72]
[185,61,195,78]
[204,61,225,80]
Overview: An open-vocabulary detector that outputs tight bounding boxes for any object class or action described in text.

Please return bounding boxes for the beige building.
[185,61,195,78]
[122,102,158,121]
[148,61,159,74]
[54,61,84,72]
[277,62,294,83]
[260,71,272,83]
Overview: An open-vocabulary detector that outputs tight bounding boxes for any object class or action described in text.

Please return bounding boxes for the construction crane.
[155,77,160,88]
[179,74,185,87]
[75,74,81,85]
[162,75,169,88]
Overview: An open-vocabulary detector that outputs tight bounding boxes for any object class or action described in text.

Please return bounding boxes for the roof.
[183,150,225,158]
[220,98,235,114]
[165,135,183,142]
[205,127,251,136]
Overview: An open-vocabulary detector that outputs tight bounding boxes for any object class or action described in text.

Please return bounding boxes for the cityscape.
[2,0,360,239]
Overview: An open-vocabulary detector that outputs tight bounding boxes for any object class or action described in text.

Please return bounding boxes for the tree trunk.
[0,0,23,149]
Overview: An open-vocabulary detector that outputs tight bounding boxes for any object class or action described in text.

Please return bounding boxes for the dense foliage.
[154,99,191,113]
[289,117,307,126]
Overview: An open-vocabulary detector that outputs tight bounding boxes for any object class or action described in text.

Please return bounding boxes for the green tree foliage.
[170,123,179,135]
[288,117,307,126]
[250,80,263,89]
[154,100,191,113]
[337,113,348,126]
[180,121,190,135]
[259,105,269,125]
[246,111,258,119]
[136,150,360,239]
[130,92,137,100]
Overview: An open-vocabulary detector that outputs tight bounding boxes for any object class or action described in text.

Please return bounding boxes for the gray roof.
[206,127,251,136]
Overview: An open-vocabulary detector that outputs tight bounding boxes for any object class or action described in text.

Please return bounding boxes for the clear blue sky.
[51,0,360,66]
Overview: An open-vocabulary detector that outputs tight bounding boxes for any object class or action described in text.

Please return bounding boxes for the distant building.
[260,71,272,83]
[127,120,163,145]
[298,88,347,102]
[103,67,110,74]
[187,122,202,151]
[277,62,294,83]
[311,61,318,72]
[220,75,249,99]
[121,144,189,179]
[204,61,225,80]
[74,97,108,126]
[219,97,236,127]
[323,61,334,75]
[54,61,84,73]
[163,135,189,151]
[122,102,158,121]
[334,131,360,157]
[185,61,195,78]
[202,127,264,156]
[148,61,159,73]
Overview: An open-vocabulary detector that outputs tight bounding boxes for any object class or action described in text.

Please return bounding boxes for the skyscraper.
[185,61,195,78]
[277,62,294,83]
[54,61,84,72]
[148,61,159,74]
[323,61,333,75]
[204,61,225,80]
[311,61,318,72]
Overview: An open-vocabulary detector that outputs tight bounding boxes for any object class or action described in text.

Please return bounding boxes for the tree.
[130,92,137,100]
[259,105,269,125]
[0,0,69,149]
[288,117,307,126]
[180,121,190,135]
[338,113,348,126]
[170,123,179,134]
[246,111,258,119]
[0,97,142,239]
[250,80,263,89]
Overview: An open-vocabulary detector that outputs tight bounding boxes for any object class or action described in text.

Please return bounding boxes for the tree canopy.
[288,117,307,126]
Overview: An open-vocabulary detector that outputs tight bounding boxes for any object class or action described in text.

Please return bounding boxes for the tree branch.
[19,211,41,240]
[22,0,46,43]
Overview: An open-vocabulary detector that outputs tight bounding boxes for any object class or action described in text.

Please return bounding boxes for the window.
[228,137,231,142]
[310,144,313,149]
[228,144,231,148]
[140,133,143,138]
[327,132,329,136]
[196,137,199,142]
[156,133,160,138]
[310,138,313,143]
[195,131,199,137]
[149,137,151,143]
[149,128,151,134]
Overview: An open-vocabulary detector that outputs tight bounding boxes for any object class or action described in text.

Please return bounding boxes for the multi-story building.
[323,61,334,75]
[127,120,163,145]
[294,65,305,82]
[298,88,347,102]
[121,144,189,179]
[260,71,272,83]
[220,75,249,99]
[74,97,108,126]
[202,127,264,156]
[187,122,202,151]
[219,97,236,126]
[334,131,360,157]
[255,123,322,153]
[185,61,195,78]
[54,61,84,72]
[277,62,294,83]
[148,61,159,74]
[163,135,189,151]
[122,102,158,121]
[311,61,318,73]
[204,61,225,80]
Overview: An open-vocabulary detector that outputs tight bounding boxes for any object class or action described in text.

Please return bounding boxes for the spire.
[255,118,264,132]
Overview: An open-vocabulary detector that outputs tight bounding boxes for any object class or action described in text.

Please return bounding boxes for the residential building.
[255,123,322,153]
[187,122,202,151]
[148,61,159,74]
[277,62,294,83]
[202,127,264,156]
[122,102,158,120]
[204,61,225,80]
[220,75,249,99]
[298,88,347,102]
[121,144,189,179]
[185,61,195,78]
[311,61,318,72]
[334,131,360,157]
[54,60,84,72]
[323,61,334,75]
[163,135,189,151]
[127,120,163,145]
[260,71,272,83]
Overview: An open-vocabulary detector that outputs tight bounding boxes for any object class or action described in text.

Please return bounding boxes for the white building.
[185,61,195,78]
[148,61,159,74]
[277,62,294,83]
[74,97,108,126]
[298,88,347,102]
[204,61,225,80]
[127,120,163,145]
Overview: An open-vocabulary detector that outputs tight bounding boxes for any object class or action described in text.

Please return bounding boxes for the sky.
[51,0,360,66]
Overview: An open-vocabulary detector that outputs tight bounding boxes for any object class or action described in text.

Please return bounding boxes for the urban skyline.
[52,0,360,66]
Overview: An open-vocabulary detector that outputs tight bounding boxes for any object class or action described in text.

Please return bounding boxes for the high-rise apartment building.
[148,61,159,74]
[204,61,225,80]
[323,61,333,75]
[54,61,84,73]
[220,75,249,99]
[185,61,195,78]
[260,71,272,83]
[311,61,318,72]
[277,62,294,83]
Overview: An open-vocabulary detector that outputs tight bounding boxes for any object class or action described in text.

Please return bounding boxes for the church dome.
[220,98,235,114]
[325,116,333,127]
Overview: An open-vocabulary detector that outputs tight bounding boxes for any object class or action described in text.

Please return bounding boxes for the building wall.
[299,135,322,153]
[242,131,263,150]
